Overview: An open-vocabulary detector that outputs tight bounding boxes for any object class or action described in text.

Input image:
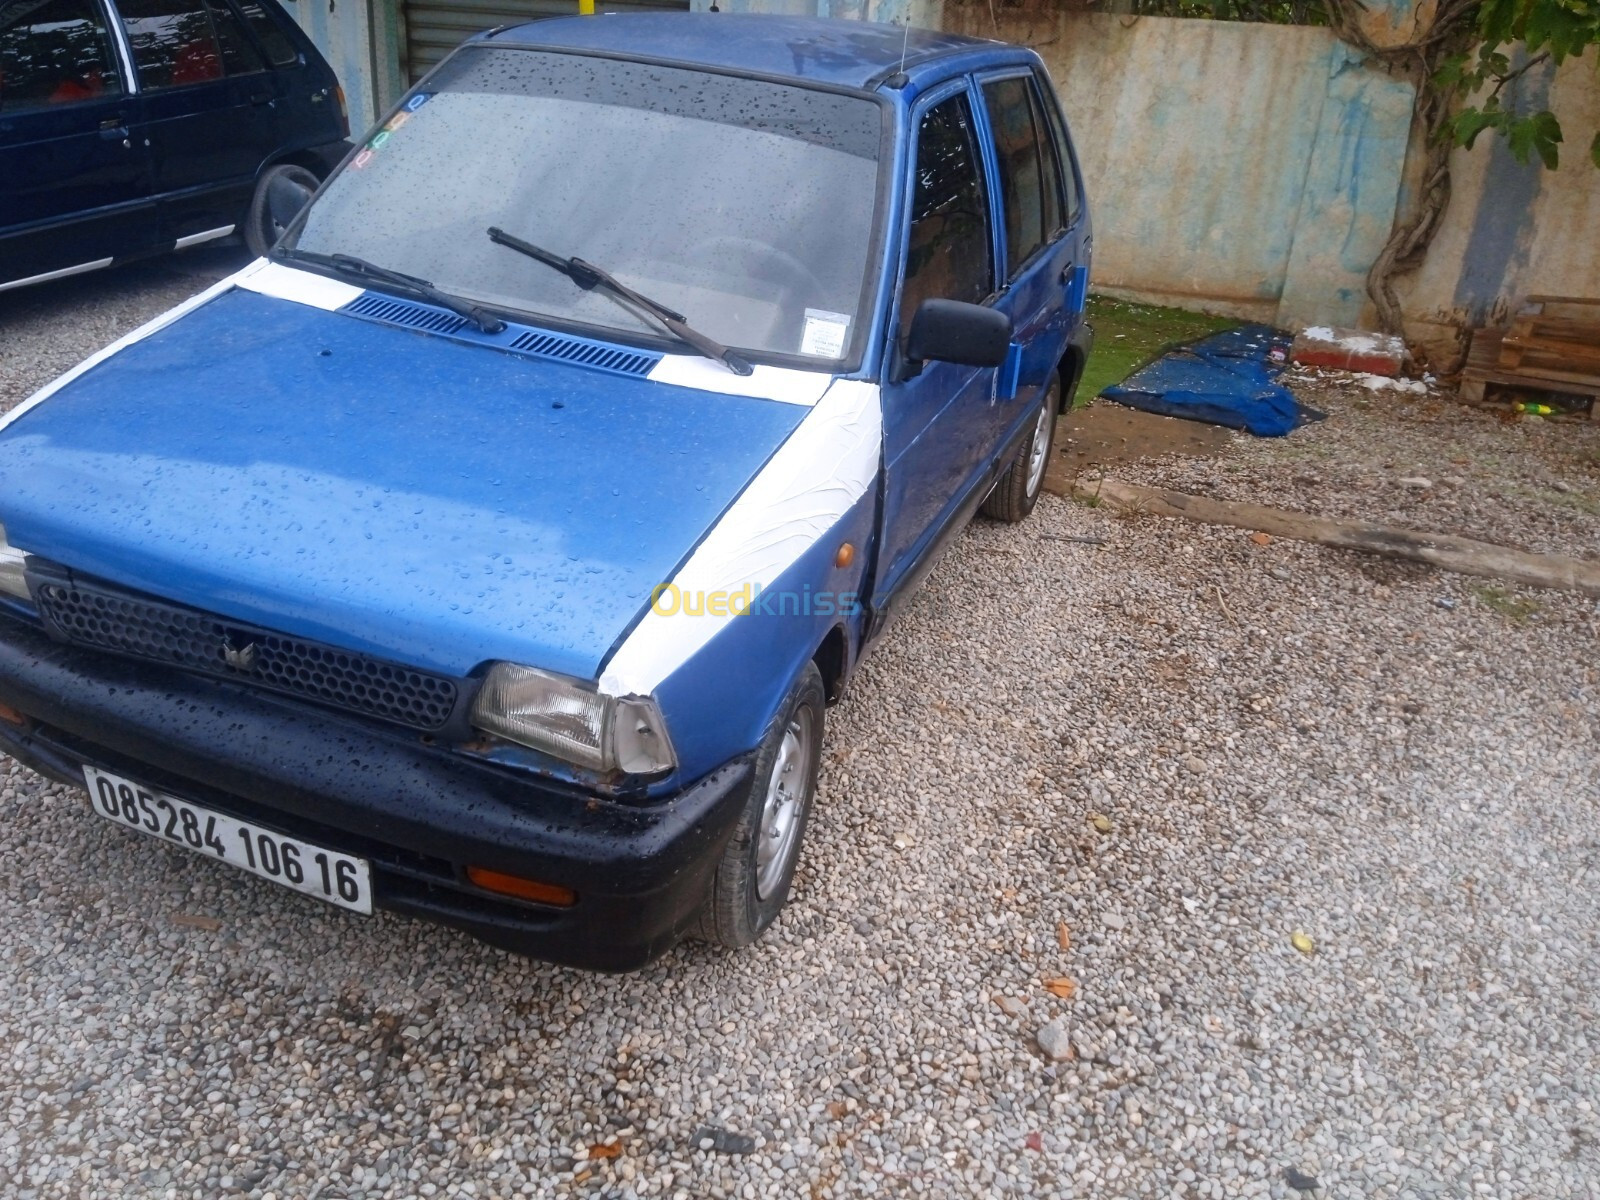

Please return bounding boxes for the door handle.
[98,119,130,145]
[249,91,274,106]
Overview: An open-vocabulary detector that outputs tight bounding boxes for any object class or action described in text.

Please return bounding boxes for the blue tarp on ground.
[1102,324,1316,437]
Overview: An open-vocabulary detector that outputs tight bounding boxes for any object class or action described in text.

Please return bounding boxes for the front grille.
[35,579,460,731]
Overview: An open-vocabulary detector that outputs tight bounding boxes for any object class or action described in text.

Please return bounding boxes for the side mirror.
[266,173,316,230]
[906,298,1012,369]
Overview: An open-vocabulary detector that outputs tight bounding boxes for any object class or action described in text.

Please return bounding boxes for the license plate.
[81,765,372,915]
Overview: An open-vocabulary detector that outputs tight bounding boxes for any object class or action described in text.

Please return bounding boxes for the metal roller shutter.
[404,0,691,83]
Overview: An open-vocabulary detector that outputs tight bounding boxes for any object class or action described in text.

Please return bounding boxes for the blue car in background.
[0,0,348,290]
[0,13,1091,970]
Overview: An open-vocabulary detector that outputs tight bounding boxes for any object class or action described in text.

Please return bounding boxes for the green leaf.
[1524,0,1591,59]
[1505,109,1564,168]
[1451,107,1505,149]
[1476,0,1521,45]
[1590,129,1600,169]
[1433,53,1468,88]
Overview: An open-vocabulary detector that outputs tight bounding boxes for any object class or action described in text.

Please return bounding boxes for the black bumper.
[0,610,751,971]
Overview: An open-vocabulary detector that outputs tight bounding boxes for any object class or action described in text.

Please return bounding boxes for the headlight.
[469,662,676,776]
[0,524,29,600]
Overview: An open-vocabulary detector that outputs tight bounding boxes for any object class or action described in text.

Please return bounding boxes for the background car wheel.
[695,660,825,949]
[243,163,321,258]
[982,373,1061,523]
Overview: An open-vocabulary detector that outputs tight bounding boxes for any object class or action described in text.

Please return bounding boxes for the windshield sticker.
[351,93,432,170]
[800,309,851,359]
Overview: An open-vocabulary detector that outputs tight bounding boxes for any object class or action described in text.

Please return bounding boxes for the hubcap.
[1025,395,1054,496]
[755,708,813,900]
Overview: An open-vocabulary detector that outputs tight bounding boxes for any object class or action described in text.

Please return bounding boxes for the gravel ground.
[2,272,1598,1200]
[0,246,250,411]
[1107,368,1600,561]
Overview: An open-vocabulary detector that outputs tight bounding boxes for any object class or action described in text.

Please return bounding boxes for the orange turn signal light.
[465,866,577,908]
[835,542,855,569]
[0,702,26,726]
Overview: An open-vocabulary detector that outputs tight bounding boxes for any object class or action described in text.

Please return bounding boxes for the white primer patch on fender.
[0,261,267,435]
[647,354,833,407]
[235,260,364,310]
[599,378,881,697]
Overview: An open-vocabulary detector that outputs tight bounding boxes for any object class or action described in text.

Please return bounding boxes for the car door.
[0,0,155,287]
[115,0,277,242]
[973,68,1081,425]
[874,79,1001,605]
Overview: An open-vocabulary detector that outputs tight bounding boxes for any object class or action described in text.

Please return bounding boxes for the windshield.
[289,46,886,366]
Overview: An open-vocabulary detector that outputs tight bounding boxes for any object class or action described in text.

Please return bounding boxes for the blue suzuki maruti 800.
[0,13,1091,969]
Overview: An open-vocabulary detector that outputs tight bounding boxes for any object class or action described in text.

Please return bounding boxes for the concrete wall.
[941,6,1415,329]
[1396,51,1600,357]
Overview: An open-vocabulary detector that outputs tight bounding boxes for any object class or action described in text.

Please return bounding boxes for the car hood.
[0,287,810,681]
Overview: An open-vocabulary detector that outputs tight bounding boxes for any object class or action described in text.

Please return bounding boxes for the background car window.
[899,92,992,340]
[120,0,225,88]
[230,0,294,66]
[981,76,1051,278]
[0,0,124,111]
[205,0,263,74]
[1035,70,1082,228]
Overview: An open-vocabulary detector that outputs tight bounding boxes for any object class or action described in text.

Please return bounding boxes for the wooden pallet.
[1498,294,1600,375]
[1461,327,1600,417]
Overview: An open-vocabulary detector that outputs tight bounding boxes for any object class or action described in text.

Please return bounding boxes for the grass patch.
[1471,584,1541,623]
[1078,295,1239,405]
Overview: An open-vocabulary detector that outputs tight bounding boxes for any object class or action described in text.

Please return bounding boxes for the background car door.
[875,81,1001,604]
[0,0,155,286]
[117,0,277,241]
[974,70,1081,421]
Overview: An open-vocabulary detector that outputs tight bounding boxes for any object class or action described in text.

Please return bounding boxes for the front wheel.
[243,163,320,258]
[982,373,1060,523]
[695,660,825,949]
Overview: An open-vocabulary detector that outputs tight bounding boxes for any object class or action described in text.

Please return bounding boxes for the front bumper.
[0,610,751,971]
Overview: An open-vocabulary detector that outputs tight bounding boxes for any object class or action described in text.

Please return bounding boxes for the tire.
[243,163,321,258]
[695,660,825,949]
[981,373,1060,523]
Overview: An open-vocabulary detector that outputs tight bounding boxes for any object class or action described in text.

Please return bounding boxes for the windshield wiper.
[276,248,505,335]
[486,226,753,377]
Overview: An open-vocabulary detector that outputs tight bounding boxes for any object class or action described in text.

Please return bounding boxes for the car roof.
[487,12,1009,90]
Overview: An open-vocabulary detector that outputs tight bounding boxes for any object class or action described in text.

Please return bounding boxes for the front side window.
[0,0,124,110]
[119,0,223,88]
[291,48,886,365]
[898,91,992,340]
[982,76,1053,278]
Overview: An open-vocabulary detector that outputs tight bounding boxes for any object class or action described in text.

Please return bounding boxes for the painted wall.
[1396,51,1600,359]
[940,7,1414,328]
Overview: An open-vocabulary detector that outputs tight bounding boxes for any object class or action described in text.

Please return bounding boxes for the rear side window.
[119,0,225,87]
[981,75,1054,278]
[899,91,993,339]
[230,0,295,66]
[205,0,264,73]
[1035,70,1082,228]
[0,0,124,110]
